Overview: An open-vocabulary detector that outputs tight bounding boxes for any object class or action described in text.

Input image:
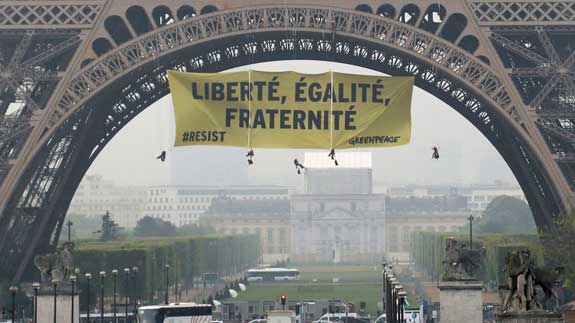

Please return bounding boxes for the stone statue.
[33,241,75,283]
[501,249,564,313]
[442,237,482,280]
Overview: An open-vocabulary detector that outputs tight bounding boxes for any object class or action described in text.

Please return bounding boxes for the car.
[248,319,267,323]
[212,320,224,323]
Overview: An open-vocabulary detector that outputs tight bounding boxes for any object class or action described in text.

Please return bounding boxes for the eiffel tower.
[1,0,575,283]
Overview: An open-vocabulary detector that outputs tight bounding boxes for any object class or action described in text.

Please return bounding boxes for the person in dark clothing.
[294,159,305,174]
[157,150,166,162]
[246,149,254,165]
[328,149,339,166]
[432,146,440,160]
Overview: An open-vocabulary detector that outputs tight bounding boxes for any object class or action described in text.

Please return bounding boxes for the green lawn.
[235,265,384,315]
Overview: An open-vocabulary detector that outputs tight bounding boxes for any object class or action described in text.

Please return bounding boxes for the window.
[267,228,273,242]
[279,228,287,243]
[320,202,325,212]
[351,202,356,211]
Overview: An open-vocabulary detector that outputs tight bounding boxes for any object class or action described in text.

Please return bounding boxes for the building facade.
[144,185,290,227]
[290,152,386,264]
[67,174,147,228]
[385,195,474,261]
[200,197,291,264]
[386,182,526,213]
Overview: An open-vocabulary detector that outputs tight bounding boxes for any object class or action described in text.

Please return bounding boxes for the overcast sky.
[86,61,519,191]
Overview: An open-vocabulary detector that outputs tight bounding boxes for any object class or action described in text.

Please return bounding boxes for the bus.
[246,268,300,282]
[138,303,212,323]
[80,313,136,323]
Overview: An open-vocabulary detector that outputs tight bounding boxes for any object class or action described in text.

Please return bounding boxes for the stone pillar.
[439,280,483,323]
[495,312,563,323]
[36,284,79,323]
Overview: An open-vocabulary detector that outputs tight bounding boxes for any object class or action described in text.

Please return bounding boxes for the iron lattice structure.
[0,0,575,282]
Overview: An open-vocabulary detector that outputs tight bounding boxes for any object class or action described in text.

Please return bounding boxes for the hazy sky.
[86,61,518,191]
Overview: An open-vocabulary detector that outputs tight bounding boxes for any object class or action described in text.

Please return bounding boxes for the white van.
[318,313,358,321]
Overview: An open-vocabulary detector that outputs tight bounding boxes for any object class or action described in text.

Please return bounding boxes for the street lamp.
[390,279,398,323]
[132,266,139,311]
[468,215,475,250]
[71,275,77,323]
[124,268,131,320]
[112,269,118,323]
[32,282,40,323]
[99,271,106,323]
[397,290,407,323]
[9,286,18,323]
[164,264,170,305]
[85,273,92,322]
[67,220,74,241]
[393,282,403,322]
[53,280,58,323]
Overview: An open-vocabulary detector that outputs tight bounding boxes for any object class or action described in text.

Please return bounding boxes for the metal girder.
[538,121,575,142]
[530,74,563,108]
[536,28,561,65]
[510,67,553,78]
[8,31,33,66]
[490,32,550,66]
[20,35,81,68]
[554,153,575,164]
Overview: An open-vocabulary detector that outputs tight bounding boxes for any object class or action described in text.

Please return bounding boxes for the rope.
[248,69,252,149]
[330,69,334,149]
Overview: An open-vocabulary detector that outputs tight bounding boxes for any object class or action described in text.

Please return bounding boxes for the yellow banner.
[168,70,413,149]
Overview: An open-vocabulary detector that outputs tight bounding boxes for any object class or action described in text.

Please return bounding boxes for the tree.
[134,216,177,237]
[98,211,121,241]
[541,214,575,290]
[479,196,537,234]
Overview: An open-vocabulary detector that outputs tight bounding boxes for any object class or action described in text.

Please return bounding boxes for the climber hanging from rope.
[294,158,305,174]
[246,149,254,165]
[432,146,440,160]
[157,150,166,162]
[328,149,339,166]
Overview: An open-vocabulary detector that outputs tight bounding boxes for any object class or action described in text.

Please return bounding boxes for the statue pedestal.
[495,311,563,323]
[37,283,79,323]
[439,280,483,323]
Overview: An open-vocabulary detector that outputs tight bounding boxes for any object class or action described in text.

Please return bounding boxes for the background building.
[67,174,147,228]
[201,196,291,264]
[385,195,474,261]
[144,185,290,227]
[290,152,386,264]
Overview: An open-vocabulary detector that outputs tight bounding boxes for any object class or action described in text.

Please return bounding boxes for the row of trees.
[64,213,216,241]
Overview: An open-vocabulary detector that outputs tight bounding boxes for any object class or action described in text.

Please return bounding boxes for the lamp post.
[53,280,58,323]
[174,260,178,302]
[394,285,403,323]
[132,266,139,311]
[124,268,131,321]
[398,290,407,323]
[385,273,393,323]
[99,271,106,323]
[381,262,387,314]
[85,273,92,322]
[67,220,74,241]
[32,283,40,323]
[468,215,474,250]
[9,286,18,323]
[112,269,118,323]
[164,264,170,305]
[391,280,399,323]
[71,275,77,323]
